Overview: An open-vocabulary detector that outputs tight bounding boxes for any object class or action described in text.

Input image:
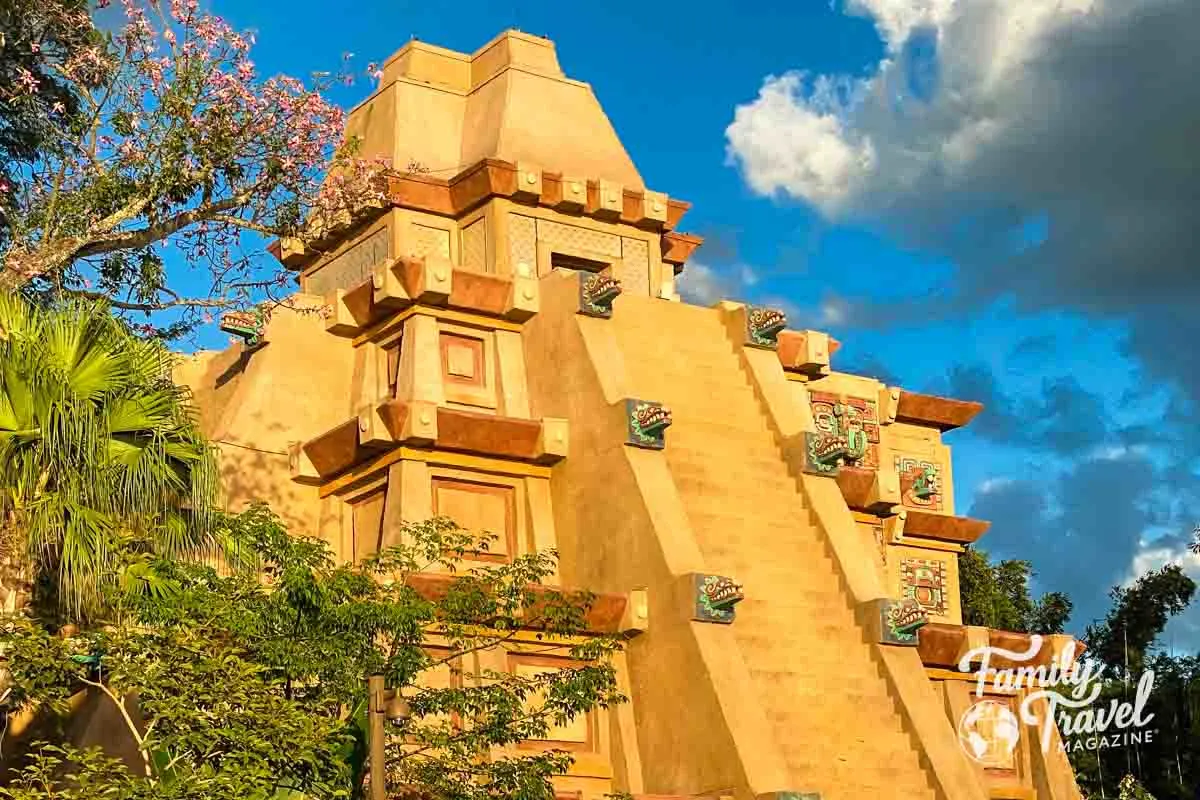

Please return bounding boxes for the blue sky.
[192,0,1200,645]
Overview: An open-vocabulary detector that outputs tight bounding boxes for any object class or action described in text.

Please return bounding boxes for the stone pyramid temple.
[178,30,1087,800]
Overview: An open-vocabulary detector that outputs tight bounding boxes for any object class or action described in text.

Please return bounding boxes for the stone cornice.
[895,390,983,431]
[271,159,702,274]
[403,572,642,637]
[917,622,1086,670]
[290,402,568,487]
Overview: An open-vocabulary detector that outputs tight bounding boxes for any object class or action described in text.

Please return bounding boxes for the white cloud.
[726,72,875,213]
[727,0,1200,403]
[844,0,959,51]
[675,262,732,306]
[976,477,1014,494]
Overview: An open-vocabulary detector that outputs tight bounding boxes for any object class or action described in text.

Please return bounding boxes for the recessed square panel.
[431,477,515,561]
[351,487,386,562]
[511,658,592,748]
[440,333,484,384]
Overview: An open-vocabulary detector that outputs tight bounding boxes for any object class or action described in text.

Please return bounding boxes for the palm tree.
[0,295,219,620]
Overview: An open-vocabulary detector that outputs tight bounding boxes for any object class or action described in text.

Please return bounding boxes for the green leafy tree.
[1069,566,1197,799]
[0,508,626,800]
[1085,564,1196,678]
[1119,775,1157,799]
[0,294,218,620]
[958,548,1073,634]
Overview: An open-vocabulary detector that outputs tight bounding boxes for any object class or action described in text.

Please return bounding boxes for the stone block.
[288,441,321,485]
[879,385,901,424]
[778,329,831,375]
[513,162,543,202]
[505,275,540,321]
[640,190,669,225]
[372,259,411,311]
[407,255,453,305]
[535,417,569,463]
[401,401,439,446]
[596,179,623,220]
[556,175,587,212]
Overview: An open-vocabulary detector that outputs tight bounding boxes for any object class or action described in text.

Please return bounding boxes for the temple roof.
[347,30,643,188]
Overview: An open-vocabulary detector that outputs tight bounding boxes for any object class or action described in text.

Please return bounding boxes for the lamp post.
[367,674,411,800]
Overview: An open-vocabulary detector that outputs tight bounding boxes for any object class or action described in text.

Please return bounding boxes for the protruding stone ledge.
[400,573,642,636]
[323,257,540,338]
[776,330,835,377]
[291,403,568,482]
[917,623,1086,671]
[903,509,990,544]
[835,466,901,515]
[661,231,704,271]
[895,390,983,431]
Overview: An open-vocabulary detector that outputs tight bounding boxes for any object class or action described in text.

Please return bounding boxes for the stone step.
[666,419,776,443]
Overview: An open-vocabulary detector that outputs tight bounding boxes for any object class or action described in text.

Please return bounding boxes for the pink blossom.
[15,68,39,95]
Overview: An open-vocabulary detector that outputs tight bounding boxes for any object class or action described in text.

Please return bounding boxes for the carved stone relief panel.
[508,214,537,276]
[900,556,949,617]
[894,454,944,511]
[619,237,650,295]
[304,225,390,296]
[410,223,451,260]
[461,217,489,273]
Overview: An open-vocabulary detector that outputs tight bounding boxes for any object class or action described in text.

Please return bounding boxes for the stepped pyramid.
[178,30,1086,800]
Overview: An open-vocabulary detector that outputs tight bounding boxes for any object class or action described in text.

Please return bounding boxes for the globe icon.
[957,699,1021,767]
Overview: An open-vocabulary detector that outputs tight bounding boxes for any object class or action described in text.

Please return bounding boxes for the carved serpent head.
[633,403,673,435]
[887,599,929,636]
[583,274,623,307]
[703,575,745,610]
[748,307,787,340]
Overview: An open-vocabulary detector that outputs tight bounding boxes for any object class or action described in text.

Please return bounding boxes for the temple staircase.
[608,300,939,800]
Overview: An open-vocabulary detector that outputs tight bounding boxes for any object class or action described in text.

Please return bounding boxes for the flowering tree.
[0,0,389,337]
[0,0,100,249]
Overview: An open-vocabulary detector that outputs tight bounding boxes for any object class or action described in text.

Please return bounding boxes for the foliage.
[0,294,218,620]
[1118,775,1157,799]
[958,547,1073,634]
[0,507,626,800]
[1084,564,1196,677]
[0,0,389,338]
[1068,566,1198,799]
[0,0,100,248]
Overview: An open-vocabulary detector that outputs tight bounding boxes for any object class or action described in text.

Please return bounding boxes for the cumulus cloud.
[727,0,1200,397]
[675,262,732,306]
